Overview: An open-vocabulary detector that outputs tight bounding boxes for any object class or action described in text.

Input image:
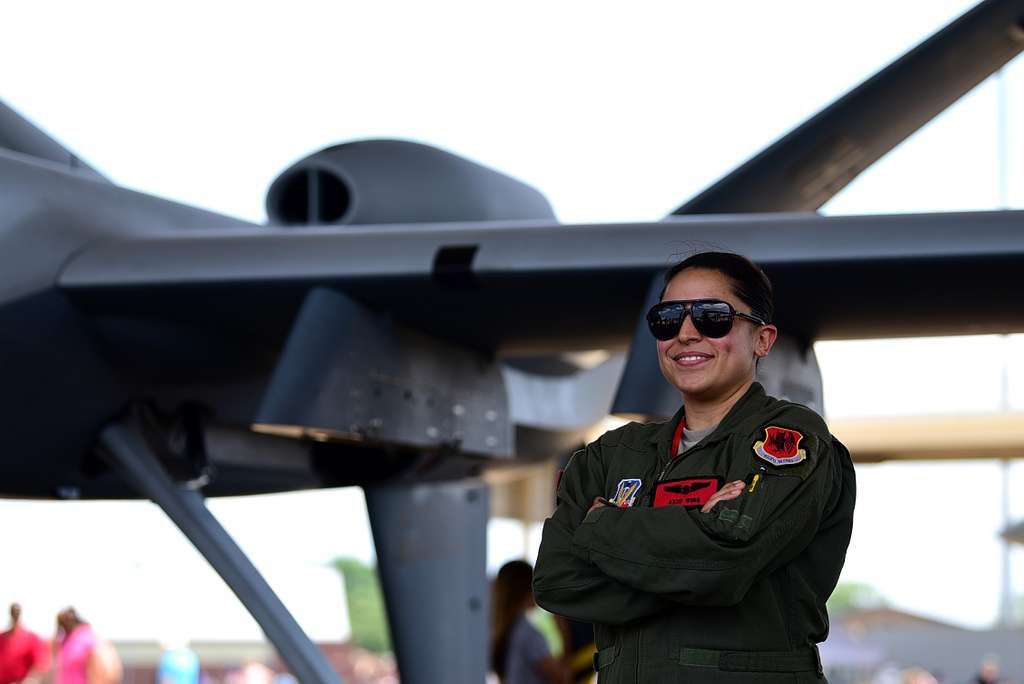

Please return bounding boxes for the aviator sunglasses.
[646,299,768,340]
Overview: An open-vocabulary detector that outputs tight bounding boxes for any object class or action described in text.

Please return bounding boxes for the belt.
[593,643,823,676]
[679,645,823,675]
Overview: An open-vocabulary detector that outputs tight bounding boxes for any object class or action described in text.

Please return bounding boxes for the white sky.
[2,0,1023,637]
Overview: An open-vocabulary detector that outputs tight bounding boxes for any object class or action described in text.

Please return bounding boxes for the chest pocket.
[702,426,820,539]
[700,469,801,543]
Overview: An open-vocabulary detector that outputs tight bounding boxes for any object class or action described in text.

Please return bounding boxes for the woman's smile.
[670,350,714,368]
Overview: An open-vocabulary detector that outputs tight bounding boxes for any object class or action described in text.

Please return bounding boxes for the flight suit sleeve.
[570,421,838,607]
[533,441,669,625]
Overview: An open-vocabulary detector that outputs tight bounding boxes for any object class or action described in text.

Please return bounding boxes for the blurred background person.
[87,638,122,684]
[556,618,596,684]
[54,608,121,684]
[225,661,273,684]
[972,655,1003,684]
[55,608,93,684]
[157,640,199,684]
[0,604,49,684]
[490,560,569,684]
[900,667,937,684]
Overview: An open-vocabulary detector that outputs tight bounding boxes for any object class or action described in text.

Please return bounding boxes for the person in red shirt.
[0,604,50,684]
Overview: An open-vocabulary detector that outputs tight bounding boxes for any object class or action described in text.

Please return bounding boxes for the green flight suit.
[533,383,856,683]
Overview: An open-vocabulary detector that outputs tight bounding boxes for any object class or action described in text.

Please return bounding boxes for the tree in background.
[333,557,392,653]
[827,581,887,617]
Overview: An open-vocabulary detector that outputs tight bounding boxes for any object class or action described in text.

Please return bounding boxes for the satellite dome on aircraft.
[265,139,556,226]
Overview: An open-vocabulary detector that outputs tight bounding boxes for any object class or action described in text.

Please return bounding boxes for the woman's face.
[656,268,777,402]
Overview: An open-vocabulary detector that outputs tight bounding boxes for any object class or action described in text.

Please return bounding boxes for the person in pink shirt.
[54,608,96,684]
[0,603,50,684]
[54,608,121,684]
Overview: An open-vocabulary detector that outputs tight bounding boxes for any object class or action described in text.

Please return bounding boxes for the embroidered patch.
[753,426,807,466]
[651,476,723,508]
[609,478,643,508]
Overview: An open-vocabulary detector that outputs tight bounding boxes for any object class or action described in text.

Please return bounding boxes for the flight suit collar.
[649,382,768,457]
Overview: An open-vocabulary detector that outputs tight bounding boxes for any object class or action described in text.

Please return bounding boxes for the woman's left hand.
[701,480,746,513]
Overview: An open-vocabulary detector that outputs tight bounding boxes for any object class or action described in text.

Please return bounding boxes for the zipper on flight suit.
[732,466,767,519]
[745,466,767,493]
[655,456,674,484]
[635,421,686,681]
[733,466,793,529]
[654,416,690,484]
[653,426,712,487]
[642,440,716,510]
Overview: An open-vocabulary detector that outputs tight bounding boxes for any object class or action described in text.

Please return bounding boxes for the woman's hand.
[701,480,746,513]
[588,496,610,513]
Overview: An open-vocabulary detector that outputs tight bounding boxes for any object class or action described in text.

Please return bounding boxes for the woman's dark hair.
[661,251,774,324]
[490,560,535,681]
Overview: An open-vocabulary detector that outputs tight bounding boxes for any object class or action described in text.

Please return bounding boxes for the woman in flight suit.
[533,252,856,683]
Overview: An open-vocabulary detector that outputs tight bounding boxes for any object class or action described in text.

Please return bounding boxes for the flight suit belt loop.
[679,645,823,674]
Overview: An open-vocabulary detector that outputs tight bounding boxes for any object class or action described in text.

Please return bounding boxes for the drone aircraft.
[3,1,1024,682]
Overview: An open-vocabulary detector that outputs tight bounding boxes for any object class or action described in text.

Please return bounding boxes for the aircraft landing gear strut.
[99,410,344,684]
[365,479,490,684]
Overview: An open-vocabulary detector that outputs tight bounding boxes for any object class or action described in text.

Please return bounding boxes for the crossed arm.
[534,436,833,621]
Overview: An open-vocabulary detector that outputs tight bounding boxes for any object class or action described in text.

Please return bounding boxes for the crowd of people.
[0,602,398,684]
[0,604,121,684]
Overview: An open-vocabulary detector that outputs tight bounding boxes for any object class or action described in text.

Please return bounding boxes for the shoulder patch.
[753,426,807,466]
[609,478,643,508]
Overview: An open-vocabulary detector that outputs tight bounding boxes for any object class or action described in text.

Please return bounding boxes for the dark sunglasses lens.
[647,303,685,340]
[691,301,734,338]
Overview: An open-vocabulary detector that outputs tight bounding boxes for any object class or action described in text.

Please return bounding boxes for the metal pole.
[996,68,1015,628]
[100,420,344,684]
[998,333,1013,627]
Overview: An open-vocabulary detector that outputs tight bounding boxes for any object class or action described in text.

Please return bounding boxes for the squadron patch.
[753,426,807,466]
[609,478,643,508]
[651,476,723,509]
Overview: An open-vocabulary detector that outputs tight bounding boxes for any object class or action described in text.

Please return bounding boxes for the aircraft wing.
[0,101,107,182]
[59,209,1024,346]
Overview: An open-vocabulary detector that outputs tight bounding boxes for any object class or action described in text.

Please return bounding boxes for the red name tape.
[652,477,723,509]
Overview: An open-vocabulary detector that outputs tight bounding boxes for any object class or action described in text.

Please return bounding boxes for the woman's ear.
[755,324,778,358]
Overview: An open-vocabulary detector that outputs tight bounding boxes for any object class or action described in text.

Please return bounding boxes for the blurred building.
[822,607,1023,683]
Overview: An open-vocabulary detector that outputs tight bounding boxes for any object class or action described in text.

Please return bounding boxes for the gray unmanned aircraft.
[3,1,1024,682]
